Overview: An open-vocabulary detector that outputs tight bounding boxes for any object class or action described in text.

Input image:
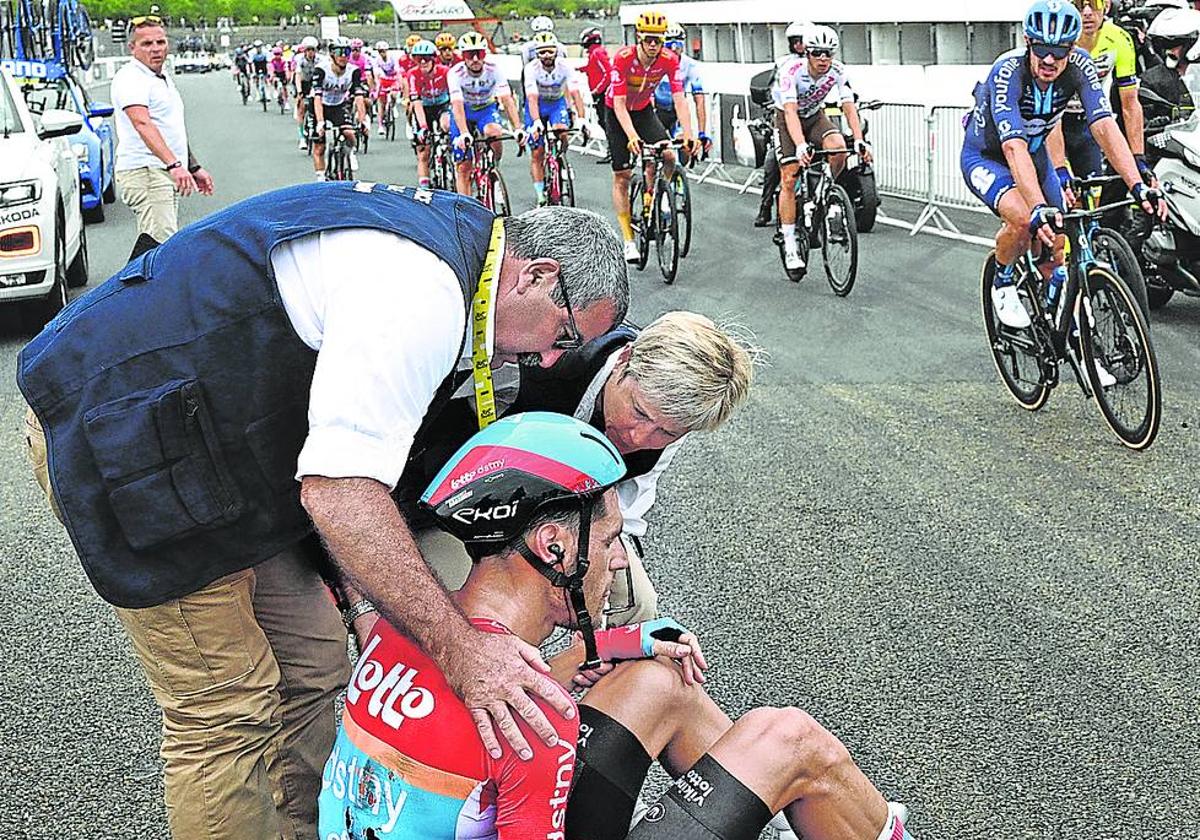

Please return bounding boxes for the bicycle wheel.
[673,169,692,257]
[1076,265,1161,450]
[627,173,649,271]
[241,77,249,105]
[490,170,511,217]
[655,177,680,284]
[545,155,561,206]
[1092,227,1150,321]
[821,183,859,296]
[980,253,1051,411]
[560,155,575,207]
[260,83,267,112]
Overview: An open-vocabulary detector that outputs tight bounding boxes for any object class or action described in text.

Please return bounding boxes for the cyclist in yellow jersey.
[1053,0,1155,188]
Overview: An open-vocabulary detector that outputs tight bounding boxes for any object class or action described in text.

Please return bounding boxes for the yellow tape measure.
[471,219,505,429]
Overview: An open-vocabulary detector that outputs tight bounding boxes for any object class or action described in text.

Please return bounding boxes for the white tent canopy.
[387,0,474,22]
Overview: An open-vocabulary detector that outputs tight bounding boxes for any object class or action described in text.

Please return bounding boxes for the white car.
[0,65,88,331]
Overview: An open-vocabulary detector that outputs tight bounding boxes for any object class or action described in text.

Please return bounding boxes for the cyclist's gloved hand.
[626,134,643,155]
[1028,203,1062,247]
[593,618,690,661]
[797,142,814,166]
[1054,166,1077,207]
[1132,181,1166,220]
[1134,153,1156,186]
[414,126,428,145]
[514,128,528,146]
[453,133,470,152]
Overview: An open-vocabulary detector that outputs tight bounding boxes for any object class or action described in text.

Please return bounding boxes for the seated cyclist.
[448,31,524,197]
[607,12,698,263]
[523,32,587,205]
[311,37,367,180]
[407,39,452,189]
[268,46,290,104]
[372,40,403,136]
[435,31,461,67]
[319,412,915,840]
[1055,0,1154,205]
[775,25,871,275]
[654,23,711,160]
[294,35,322,151]
[960,0,1163,333]
[250,39,270,85]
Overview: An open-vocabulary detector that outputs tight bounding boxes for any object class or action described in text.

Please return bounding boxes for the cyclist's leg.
[526,99,546,196]
[811,111,848,176]
[572,659,899,840]
[774,109,800,229]
[604,105,637,243]
[479,103,504,159]
[451,108,477,196]
[656,107,679,177]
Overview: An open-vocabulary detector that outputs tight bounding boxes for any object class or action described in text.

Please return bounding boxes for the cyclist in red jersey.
[320,413,915,840]
[407,40,452,188]
[607,12,698,262]
[435,31,462,66]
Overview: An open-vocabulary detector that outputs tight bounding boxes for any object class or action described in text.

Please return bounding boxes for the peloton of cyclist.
[524,32,586,205]
[961,0,1163,331]
[1057,0,1152,185]
[435,31,461,67]
[372,40,404,136]
[607,12,697,263]
[318,412,916,840]
[310,36,367,180]
[447,31,524,197]
[654,23,711,159]
[774,25,871,274]
[407,40,452,188]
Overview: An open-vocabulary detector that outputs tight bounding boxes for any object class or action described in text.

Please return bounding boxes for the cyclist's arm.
[1091,115,1144,191]
[671,90,694,141]
[412,99,428,130]
[840,97,864,145]
[1117,84,1145,155]
[1046,122,1068,168]
[612,94,638,141]
[1000,138,1050,210]
[783,101,806,150]
[489,697,579,839]
[451,99,469,137]
[500,93,521,134]
[569,88,586,124]
[312,68,326,125]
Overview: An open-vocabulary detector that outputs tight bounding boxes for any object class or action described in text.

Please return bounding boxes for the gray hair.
[503,207,629,323]
[625,311,766,433]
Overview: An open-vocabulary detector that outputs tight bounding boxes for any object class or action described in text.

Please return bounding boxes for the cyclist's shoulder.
[611,44,637,65]
[1098,19,1137,54]
[986,48,1028,82]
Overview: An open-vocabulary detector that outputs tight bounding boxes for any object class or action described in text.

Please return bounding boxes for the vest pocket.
[244,402,309,493]
[83,379,244,551]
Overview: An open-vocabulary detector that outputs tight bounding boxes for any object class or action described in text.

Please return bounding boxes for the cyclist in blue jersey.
[961,0,1164,330]
[653,24,710,158]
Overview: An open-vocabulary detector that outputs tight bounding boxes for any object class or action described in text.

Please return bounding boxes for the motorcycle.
[1130,86,1200,309]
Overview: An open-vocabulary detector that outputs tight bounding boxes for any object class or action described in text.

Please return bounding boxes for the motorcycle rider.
[1142,7,1199,143]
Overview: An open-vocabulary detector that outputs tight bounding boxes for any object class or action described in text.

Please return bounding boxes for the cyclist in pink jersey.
[319,413,915,840]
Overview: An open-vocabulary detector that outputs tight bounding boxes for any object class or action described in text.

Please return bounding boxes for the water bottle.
[802,200,815,230]
[1045,265,1067,309]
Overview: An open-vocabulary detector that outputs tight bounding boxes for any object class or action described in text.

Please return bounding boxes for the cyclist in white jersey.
[524,33,586,205]
[448,31,523,196]
[293,36,322,150]
[775,25,872,272]
[310,37,366,180]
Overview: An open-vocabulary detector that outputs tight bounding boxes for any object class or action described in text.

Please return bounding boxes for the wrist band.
[188,163,202,174]
[342,599,377,628]
[165,160,182,171]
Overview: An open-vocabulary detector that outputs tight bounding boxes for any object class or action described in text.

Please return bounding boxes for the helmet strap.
[514,499,603,669]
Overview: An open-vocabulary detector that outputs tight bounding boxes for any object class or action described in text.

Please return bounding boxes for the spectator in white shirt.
[110,16,213,257]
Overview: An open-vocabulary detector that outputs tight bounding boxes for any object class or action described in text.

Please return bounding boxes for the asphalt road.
[1,72,1198,840]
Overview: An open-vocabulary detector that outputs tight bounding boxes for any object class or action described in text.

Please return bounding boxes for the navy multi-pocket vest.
[17,181,495,608]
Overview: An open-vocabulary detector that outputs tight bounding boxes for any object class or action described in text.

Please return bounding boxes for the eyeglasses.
[552,280,584,351]
[1029,41,1073,60]
[463,49,486,59]
[639,35,663,46]
[1069,0,1106,11]
[331,47,351,56]
[807,48,833,58]
[537,49,557,58]
[130,14,163,25]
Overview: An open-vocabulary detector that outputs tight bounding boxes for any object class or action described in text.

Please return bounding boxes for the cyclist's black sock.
[626,754,773,840]
[566,706,653,840]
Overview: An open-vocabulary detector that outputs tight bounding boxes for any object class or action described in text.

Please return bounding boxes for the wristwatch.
[165,160,182,171]
[188,163,203,174]
[342,599,377,628]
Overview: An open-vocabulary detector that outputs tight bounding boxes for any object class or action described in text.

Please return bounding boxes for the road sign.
[319,16,340,40]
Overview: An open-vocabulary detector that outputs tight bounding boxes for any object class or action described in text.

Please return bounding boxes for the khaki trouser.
[116,166,180,243]
[25,407,349,840]
[416,527,659,626]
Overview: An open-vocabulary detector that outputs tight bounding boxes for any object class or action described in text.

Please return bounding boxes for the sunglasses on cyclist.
[331,47,351,57]
[1069,0,1106,10]
[807,48,833,58]
[1029,41,1073,60]
[463,49,486,60]
[553,280,584,351]
[537,49,557,58]
[130,14,163,25]
[639,35,663,46]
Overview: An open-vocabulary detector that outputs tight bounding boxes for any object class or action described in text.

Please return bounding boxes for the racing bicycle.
[539,123,579,207]
[466,132,521,216]
[773,148,859,294]
[255,72,268,112]
[980,195,1161,450]
[628,139,688,284]
[379,89,398,141]
[238,70,251,106]
[322,121,355,182]
[426,123,454,192]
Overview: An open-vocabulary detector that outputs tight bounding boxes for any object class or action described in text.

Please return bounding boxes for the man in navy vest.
[403,311,758,641]
[17,181,628,840]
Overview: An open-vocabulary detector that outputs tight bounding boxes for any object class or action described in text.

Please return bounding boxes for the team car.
[18,62,116,222]
[0,65,89,331]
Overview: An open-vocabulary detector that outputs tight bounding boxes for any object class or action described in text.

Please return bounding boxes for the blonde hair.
[624,311,763,433]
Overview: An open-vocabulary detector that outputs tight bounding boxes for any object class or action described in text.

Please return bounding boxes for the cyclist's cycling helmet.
[422,412,626,669]
[530,15,554,33]
[374,40,388,51]
[785,20,812,43]
[330,36,352,54]
[806,25,839,51]
[458,31,488,52]
[580,26,603,47]
[435,32,456,48]
[301,35,318,49]
[664,23,685,47]
[635,11,669,35]
[253,39,264,47]
[1024,0,1083,44]
[411,39,436,57]
[532,31,559,52]
[350,37,364,49]
[406,33,423,49]
[272,46,283,55]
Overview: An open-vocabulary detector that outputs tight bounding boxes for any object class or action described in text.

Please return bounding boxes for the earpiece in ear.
[548,544,565,560]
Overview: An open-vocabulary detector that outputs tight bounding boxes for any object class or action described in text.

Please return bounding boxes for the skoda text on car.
[0,65,88,330]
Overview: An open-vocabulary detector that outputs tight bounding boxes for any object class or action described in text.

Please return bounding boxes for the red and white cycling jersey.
[605,45,683,111]
[318,618,579,840]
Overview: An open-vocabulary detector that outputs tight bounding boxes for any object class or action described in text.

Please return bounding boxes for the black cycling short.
[318,101,355,131]
[252,61,269,76]
[413,101,449,136]
[655,106,678,137]
[605,105,669,172]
